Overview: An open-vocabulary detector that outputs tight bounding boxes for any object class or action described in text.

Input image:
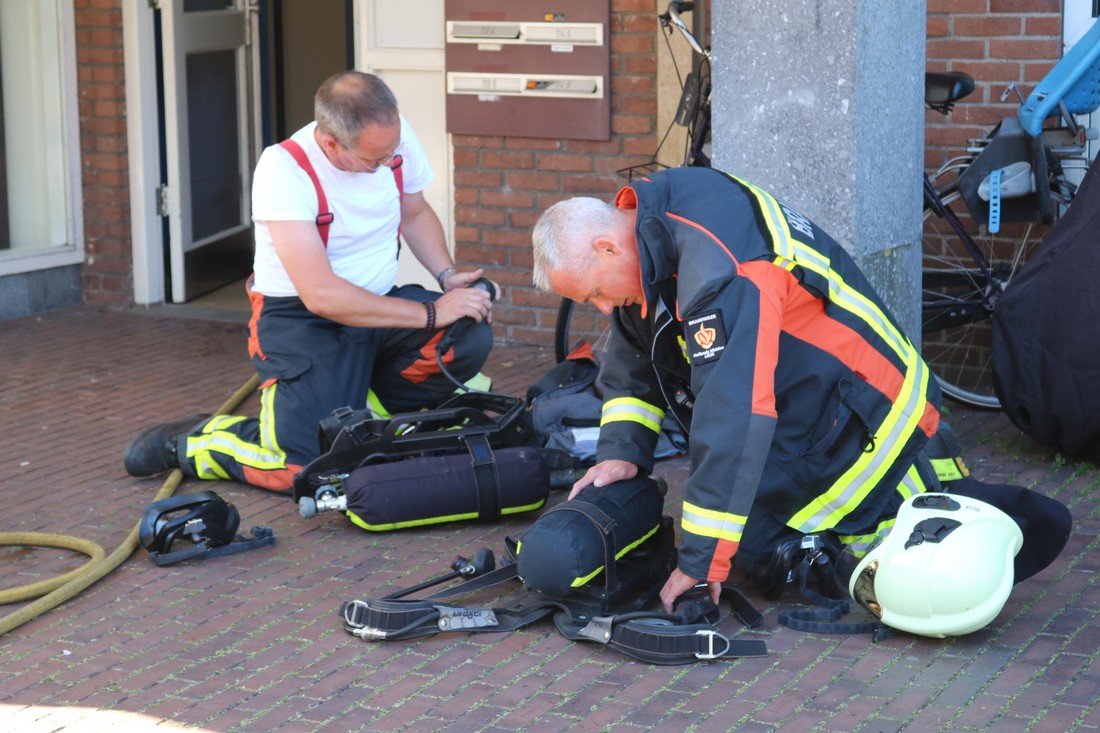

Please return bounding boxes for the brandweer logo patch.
[686,310,727,366]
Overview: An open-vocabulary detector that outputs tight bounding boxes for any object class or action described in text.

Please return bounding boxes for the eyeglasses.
[344,145,401,172]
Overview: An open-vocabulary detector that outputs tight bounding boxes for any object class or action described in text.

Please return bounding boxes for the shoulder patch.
[685,310,727,366]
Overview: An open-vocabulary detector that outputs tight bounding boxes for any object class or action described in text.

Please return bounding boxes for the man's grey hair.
[315,71,399,148]
[531,197,621,292]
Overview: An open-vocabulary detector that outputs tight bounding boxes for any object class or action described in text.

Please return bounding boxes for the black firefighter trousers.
[177,284,493,492]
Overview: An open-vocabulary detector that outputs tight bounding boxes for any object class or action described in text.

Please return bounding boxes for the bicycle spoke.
[921,190,1045,409]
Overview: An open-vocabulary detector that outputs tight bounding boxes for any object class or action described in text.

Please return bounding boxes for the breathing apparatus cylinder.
[338,446,550,531]
[516,476,666,596]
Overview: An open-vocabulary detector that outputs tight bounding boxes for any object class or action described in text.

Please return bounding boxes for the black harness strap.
[554,594,768,664]
[340,523,769,664]
[776,552,891,639]
[465,433,502,522]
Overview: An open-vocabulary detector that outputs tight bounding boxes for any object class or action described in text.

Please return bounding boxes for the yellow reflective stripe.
[896,463,926,500]
[461,372,493,393]
[345,498,546,532]
[732,174,916,365]
[789,353,931,532]
[681,501,746,543]
[194,453,231,481]
[571,523,661,588]
[260,383,282,452]
[931,456,967,482]
[733,175,796,261]
[203,415,244,433]
[773,256,798,271]
[601,397,665,434]
[837,518,896,558]
[366,389,391,419]
[186,431,287,470]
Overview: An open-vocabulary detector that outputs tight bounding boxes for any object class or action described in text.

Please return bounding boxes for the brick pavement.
[0,308,1096,733]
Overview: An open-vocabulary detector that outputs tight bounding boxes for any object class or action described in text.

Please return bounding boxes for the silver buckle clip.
[694,629,731,660]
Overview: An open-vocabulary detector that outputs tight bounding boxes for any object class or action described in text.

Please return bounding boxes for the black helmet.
[139,491,241,566]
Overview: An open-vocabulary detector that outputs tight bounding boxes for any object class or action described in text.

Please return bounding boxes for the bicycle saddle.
[925,72,976,106]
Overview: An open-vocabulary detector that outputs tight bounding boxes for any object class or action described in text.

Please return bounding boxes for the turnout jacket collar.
[615,183,679,320]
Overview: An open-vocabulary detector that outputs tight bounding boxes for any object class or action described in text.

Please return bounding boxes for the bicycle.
[921,18,1099,408]
[555,1,708,362]
[554,9,1100,412]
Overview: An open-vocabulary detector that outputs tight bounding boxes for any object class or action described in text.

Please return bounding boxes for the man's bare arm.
[268,219,490,327]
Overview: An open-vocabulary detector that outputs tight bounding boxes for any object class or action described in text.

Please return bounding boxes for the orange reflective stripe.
[738,261,791,419]
[242,464,301,493]
[246,275,266,361]
[780,283,906,405]
[707,538,738,582]
[918,399,941,439]
[400,330,454,384]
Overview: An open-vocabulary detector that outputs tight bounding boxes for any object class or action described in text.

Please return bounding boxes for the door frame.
[124,1,255,305]
[123,2,164,305]
[353,0,454,290]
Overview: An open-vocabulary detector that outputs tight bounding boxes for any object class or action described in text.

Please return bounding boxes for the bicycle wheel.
[921,189,1045,409]
[554,298,614,363]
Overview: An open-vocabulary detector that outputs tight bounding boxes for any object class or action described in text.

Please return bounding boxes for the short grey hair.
[531,197,621,292]
[315,71,399,148]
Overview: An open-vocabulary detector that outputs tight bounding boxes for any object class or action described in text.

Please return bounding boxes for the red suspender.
[388,155,404,253]
[279,139,333,247]
[278,140,405,250]
[388,154,404,203]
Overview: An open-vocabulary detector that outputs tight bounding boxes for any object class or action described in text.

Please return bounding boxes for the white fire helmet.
[845,493,1023,638]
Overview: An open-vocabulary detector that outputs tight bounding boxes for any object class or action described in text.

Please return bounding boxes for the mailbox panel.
[444,0,611,141]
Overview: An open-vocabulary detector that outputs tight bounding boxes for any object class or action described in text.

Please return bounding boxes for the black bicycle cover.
[991,158,1100,462]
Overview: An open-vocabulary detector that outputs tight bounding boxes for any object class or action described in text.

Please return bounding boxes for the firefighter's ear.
[592,236,621,257]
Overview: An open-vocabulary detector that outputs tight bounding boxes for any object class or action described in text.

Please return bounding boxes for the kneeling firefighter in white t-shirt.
[124,71,496,492]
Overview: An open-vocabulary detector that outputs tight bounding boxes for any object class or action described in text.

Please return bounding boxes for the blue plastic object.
[988,169,1003,234]
[1018,19,1100,137]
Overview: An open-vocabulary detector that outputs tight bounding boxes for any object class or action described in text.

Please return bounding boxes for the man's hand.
[568,459,639,500]
[441,267,501,300]
[659,568,721,613]
[433,275,494,328]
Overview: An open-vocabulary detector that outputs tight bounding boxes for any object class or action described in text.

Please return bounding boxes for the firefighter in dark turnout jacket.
[532,167,945,611]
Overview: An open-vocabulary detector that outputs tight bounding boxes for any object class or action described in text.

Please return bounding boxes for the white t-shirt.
[250,116,433,297]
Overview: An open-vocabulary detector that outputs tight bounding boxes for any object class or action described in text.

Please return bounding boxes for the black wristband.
[423,300,436,332]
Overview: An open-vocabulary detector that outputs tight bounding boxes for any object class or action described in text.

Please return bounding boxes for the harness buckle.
[577,615,615,644]
[343,599,369,628]
[694,628,731,660]
[343,600,392,640]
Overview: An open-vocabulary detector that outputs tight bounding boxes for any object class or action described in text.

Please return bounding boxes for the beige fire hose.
[0,374,260,636]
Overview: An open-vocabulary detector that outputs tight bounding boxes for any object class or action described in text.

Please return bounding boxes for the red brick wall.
[452,0,660,348]
[925,0,1063,171]
[75,0,132,308]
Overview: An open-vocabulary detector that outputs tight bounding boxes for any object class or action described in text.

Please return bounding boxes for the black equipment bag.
[516,476,665,596]
[293,392,552,531]
[992,158,1100,462]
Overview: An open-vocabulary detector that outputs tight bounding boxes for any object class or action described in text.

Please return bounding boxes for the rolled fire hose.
[0,373,261,636]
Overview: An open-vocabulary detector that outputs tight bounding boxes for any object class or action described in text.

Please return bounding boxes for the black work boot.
[124,414,209,477]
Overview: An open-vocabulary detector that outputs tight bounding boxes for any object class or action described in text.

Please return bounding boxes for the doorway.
[155,0,352,304]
